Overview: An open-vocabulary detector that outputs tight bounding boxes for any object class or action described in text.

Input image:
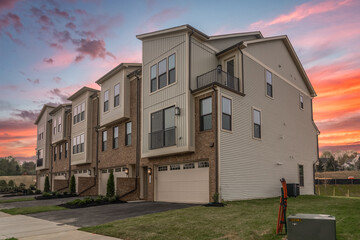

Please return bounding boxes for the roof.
[34,104,56,125]
[95,63,142,85]
[67,87,99,101]
[216,35,317,97]
[136,24,262,41]
[49,104,72,115]
[127,68,142,79]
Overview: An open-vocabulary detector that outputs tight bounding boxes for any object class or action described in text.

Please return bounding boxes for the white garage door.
[156,161,209,203]
[99,168,127,196]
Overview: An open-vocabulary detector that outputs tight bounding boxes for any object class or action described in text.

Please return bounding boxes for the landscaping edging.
[203,202,225,207]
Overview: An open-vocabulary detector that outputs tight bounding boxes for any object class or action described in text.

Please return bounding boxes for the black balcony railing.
[37,158,43,167]
[149,127,176,150]
[194,68,242,93]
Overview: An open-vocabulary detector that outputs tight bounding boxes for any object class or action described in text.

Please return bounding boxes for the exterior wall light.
[175,107,180,116]
[124,168,129,175]
[148,168,152,175]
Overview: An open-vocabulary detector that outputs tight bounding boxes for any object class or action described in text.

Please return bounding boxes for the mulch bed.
[59,200,127,209]
[203,202,225,207]
[35,194,77,200]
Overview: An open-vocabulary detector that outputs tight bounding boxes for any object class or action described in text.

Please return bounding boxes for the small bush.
[212,192,219,203]
[56,192,62,198]
[106,171,115,197]
[8,180,15,188]
[29,184,36,190]
[0,180,7,187]
[35,190,41,194]
[19,183,26,189]
[44,176,50,192]
[26,189,34,195]
[70,175,76,194]
[42,192,51,197]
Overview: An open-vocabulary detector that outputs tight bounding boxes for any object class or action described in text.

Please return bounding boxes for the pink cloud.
[43,58,54,64]
[26,78,40,85]
[66,22,76,30]
[36,50,76,69]
[75,39,116,62]
[5,32,24,46]
[50,8,70,19]
[0,0,20,12]
[0,12,23,33]
[250,0,353,29]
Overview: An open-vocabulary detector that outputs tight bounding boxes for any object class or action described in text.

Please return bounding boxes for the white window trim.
[221,94,233,133]
[265,69,274,99]
[103,89,110,113]
[299,94,304,110]
[252,107,262,141]
[114,83,120,108]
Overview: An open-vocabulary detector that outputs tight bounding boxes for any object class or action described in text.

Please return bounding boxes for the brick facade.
[116,177,140,201]
[78,176,98,196]
[53,179,68,192]
[141,91,217,202]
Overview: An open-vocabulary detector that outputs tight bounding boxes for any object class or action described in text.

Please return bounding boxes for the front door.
[225,59,235,89]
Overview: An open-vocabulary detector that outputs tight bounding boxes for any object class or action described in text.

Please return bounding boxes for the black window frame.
[150,64,157,92]
[266,70,273,98]
[113,126,118,149]
[253,108,261,139]
[54,146,57,161]
[150,106,175,149]
[200,97,212,131]
[114,83,120,107]
[125,122,132,146]
[299,164,304,187]
[65,142,68,158]
[104,90,109,112]
[300,95,304,109]
[59,144,62,160]
[102,131,107,152]
[222,97,232,131]
[168,53,176,84]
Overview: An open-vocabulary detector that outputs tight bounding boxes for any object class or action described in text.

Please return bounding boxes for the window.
[150,54,176,93]
[150,64,157,92]
[222,97,232,131]
[58,116,62,133]
[65,142,68,158]
[200,97,212,131]
[104,90,109,112]
[113,126,118,149]
[125,122,131,146]
[101,169,107,173]
[158,58,167,89]
[198,161,209,168]
[73,103,85,124]
[115,168,122,172]
[150,106,175,149]
[184,163,195,169]
[102,131,107,151]
[38,125,44,140]
[59,144,62,159]
[53,119,57,135]
[72,134,84,154]
[54,146,57,161]
[299,165,304,187]
[253,109,261,139]
[170,164,180,170]
[158,166,168,171]
[226,59,235,89]
[114,83,120,107]
[300,95,304,109]
[266,70,273,97]
[168,54,175,84]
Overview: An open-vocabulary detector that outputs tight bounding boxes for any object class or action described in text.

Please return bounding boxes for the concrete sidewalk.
[0,212,120,240]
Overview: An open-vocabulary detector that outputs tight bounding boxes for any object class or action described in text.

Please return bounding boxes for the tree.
[44,176,50,192]
[21,162,36,175]
[0,180,6,187]
[321,151,333,159]
[325,156,339,171]
[70,175,76,194]
[316,160,324,172]
[106,171,115,197]
[8,180,15,188]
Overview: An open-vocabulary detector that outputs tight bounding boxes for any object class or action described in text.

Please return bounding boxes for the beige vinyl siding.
[219,54,317,201]
[51,108,66,144]
[243,40,310,95]
[142,32,193,157]
[36,107,53,170]
[71,91,94,165]
[190,37,218,90]
[207,35,259,51]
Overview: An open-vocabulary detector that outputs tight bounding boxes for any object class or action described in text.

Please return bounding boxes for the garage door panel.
[156,162,209,203]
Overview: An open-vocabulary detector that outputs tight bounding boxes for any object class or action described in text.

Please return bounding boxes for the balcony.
[193,68,243,94]
[37,158,43,167]
[149,127,176,150]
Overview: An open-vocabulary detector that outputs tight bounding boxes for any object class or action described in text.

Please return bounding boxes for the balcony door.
[225,58,235,89]
[150,106,175,149]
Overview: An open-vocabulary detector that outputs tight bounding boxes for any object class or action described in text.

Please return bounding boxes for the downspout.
[212,86,219,195]
[49,120,53,191]
[118,70,141,200]
[312,98,319,194]
[79,96,99,196]
[237,45,245,94]
[189,29,194,91]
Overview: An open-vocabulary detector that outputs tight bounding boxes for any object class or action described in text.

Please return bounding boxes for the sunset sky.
[0,0,359,162]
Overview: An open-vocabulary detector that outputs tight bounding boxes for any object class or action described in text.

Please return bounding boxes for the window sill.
[221,128,233,134]
[252,136,262,141]
[149,81,177,96]
[265,94,274,100]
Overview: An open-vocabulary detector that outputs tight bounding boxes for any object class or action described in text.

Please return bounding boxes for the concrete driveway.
[29,201,196,227]
[0,212,120,240]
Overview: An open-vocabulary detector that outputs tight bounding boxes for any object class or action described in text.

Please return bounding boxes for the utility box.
[288,214,336,240]
[286,183,300,197]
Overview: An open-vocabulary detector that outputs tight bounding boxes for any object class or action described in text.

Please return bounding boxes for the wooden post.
[347,189,350,198]
[333,187,335,196]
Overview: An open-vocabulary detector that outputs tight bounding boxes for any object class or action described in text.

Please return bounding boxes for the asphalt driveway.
[28,201,196,227]
[0,196,83,210]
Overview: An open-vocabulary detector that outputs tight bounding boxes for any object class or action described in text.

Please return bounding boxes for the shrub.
[212,192,219,203]
[35,190,41,194]
[42,192,51,197]
[44,176,50,192]
[106,171,115,198]
[8,180,15,188]
[56,192,62,198]
[19,183,26,189]
[70,175,76,194]
[26,189,34,195]
[0,180,7,187]
[29,184,36,190]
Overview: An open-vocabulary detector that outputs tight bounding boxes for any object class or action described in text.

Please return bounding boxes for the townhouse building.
[35,25,318,203]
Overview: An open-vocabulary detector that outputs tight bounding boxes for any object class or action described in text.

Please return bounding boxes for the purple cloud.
[11,109,40,122]
[27,78,40,85]
[0,0,20,12]
[43,58,54,64]
[66,22,76,30]
[53,76,62,83]
[0,12,23,33]
[74,39,116,61]
[5,32,24,46]
[49,88,70,103]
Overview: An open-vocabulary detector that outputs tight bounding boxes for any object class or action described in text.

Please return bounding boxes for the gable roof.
[95,63,142,85]
[49,104,72,116]
[67,87,99,101]
[136,24,263,41]
[217,35,317,97]
[34,104,55,125]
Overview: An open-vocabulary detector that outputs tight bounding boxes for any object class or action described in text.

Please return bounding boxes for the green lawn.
[1,205,65,215]
[0,197,34,204]
[81,195,360,240]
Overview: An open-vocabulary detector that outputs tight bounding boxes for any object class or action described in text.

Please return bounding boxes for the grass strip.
[0,197,34,204]
[1,205,66,215]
